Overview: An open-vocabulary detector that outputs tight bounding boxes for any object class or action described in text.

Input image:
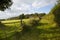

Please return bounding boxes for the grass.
[0,18,60,40]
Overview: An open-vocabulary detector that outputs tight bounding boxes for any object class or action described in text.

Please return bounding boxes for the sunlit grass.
[0,18,60,40]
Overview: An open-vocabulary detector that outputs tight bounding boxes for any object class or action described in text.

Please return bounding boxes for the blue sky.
[38,4,55,13]
[0,0,57,19]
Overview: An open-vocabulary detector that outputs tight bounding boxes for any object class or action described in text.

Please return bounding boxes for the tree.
[19,14,25,19]
[35,13,46,20]
[57,0,60,4]
[19,14,25,27]
[49,0,60,27]
[0,0,13,11]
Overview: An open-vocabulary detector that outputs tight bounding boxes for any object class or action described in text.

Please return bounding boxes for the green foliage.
[18,13,46,19]
[57,0,60,4]
[0,0,13,11]
[19,14,25,19]
[30,19,40,26]
[40,3,60,27]
[49,4,60,26]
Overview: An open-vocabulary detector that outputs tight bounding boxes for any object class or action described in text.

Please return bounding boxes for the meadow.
[0,18,60,40]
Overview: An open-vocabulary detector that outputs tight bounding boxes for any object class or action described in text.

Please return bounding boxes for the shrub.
[29,19,40,26]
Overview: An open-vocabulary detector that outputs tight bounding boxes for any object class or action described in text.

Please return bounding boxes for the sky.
[0,0,57,19]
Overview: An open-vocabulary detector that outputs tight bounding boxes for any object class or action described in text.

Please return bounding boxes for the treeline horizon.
[0,13,46,20]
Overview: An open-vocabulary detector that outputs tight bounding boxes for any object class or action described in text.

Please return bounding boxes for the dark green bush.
[30,19,40,26]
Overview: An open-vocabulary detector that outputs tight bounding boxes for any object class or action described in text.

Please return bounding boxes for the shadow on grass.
[0,22,6,30]
[0,21,8,40]
[1,21,60,40]
[8,23,53,40]
[13,22,60,40]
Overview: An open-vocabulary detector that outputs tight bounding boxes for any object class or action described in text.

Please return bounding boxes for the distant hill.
[7,16,19,20]
[5,13,46,20]
[0,19,5,21]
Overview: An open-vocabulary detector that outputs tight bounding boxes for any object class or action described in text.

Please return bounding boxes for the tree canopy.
[0,0,13,11]
[57,0,60,4]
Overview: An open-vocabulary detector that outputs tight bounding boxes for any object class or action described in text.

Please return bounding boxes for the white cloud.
[19,4,31,11]
[11,0,57,12]
[32,0,57,8]
[0,0,57,19]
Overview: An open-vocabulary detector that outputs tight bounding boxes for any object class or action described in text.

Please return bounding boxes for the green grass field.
[0,18,60,40]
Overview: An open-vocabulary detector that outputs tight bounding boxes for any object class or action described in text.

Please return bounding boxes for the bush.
[30,19,40,26]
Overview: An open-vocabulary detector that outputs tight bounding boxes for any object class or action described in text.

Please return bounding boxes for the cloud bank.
[0,0,57,19]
